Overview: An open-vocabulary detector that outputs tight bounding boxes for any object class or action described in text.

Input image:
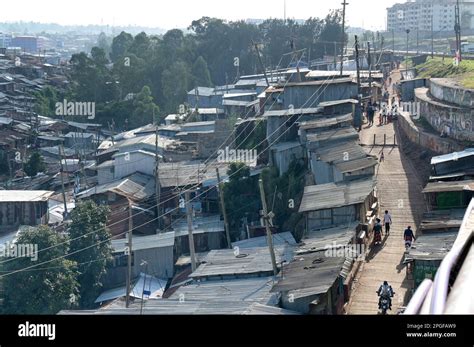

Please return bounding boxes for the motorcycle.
[374,232,382,246]
[377,291,395,315]
[380,296,390,315]
[405,239,413,252]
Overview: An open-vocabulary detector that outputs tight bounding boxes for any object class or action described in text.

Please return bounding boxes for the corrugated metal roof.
[299,113,353,130]
[271,251,346,296]
[296,222,359,255]
[313,141,367,164]
[422,180,474,193]
[77,173,155,201]
[263,107,321,117]
[317,99,359,107]
[405,232,457,261]
[299,178,376,213]
[173,215,224,237]
[159,161,229,188]
[112,232,175,253]
[232,232,297,249]
[306,127,359,144]
[60,298,294,315]
[431,148,474,165]
[0,190,54,202]
[190,245,294,279]
[420,209,466,231]
[334,156,378,173]
[169,277,278,306]
[95,273,168,303]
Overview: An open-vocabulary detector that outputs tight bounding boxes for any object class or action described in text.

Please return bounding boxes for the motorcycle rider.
[377,281,394,310]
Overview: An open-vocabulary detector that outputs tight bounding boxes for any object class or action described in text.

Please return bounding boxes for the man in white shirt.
[384,210,392,235]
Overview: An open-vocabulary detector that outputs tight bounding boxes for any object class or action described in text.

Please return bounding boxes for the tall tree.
[110,31,134,62]
[68,201,112,309]
[132,85,161,126]
[1,226,80,314]
[191,56,212,87]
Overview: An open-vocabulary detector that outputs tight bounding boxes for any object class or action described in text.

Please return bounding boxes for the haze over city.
[0,0,399,30]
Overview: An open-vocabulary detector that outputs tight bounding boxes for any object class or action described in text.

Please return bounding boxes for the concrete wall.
[282,82,358,109]
[400,78,427,102]
[415,90,474,143]
[114,152,155,179]
[430,79,474,108]
[397,112,465,154]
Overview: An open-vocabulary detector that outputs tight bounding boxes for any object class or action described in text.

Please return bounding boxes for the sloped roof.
[299,178,376,212]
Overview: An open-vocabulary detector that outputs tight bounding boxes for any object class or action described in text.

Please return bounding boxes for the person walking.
[380,151,385,163]
[383,210,392,235]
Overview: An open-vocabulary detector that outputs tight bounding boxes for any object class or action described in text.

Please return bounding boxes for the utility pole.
[406,29,410,78]
[354,35,362,98]
[126,198,133,308]
[185,191,197,272]
[140,261,148,315]
[367,41,372,101]
[354,35,362,130]
[392,29,395,67]
[431,15,434,58]
[253,41,270,87]
[340,0,349,76]
[258,178,278,277]
[283,0,287,22]
[59,145,68,219]
[154,127,162,230]
[416,29,419,54]
[216,168,231,249]
[455,0,462,62]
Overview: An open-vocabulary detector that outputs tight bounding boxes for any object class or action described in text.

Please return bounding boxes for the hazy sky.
[0,0,400,30]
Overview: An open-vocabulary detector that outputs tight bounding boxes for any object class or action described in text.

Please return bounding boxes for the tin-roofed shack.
[0,190,53,228]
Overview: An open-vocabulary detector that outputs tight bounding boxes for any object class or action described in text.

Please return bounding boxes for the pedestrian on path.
[384,210,392,235]
[380,151,385,162]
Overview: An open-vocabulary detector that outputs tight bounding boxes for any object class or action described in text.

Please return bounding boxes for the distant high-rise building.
[11,36,45,53]
[387,0,474,32]
[0,33,13,49]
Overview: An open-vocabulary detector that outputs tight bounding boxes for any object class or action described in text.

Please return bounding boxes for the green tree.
[223,163,261,240]
[161,61,190,113]
[1,226,80,314]
[110,31,134,62]
[24,152,46,177]
[132,85,161,126]
[192,56,212,87]
[34,86,58,117]
[68,201,112,309]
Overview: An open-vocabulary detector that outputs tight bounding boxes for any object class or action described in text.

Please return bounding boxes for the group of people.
[372,210,416,247]
[373,211,417,313]
[364,101,400,127]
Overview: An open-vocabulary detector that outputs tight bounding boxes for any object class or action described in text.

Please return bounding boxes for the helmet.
[383,281,388,286]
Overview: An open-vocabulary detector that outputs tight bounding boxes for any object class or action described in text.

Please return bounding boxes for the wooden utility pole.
[216,168,232,249]
[416,29,419,55]
[126,198,133,308]
[154,127,162,229]
[59,145,68,219]
[340,0,348,76]
[431,15,434,58]
[455,0,462,61]
[354,36,362,98]
[258,178,278,276]
[367,41,373,101]
[253,41,270,87]
[185,191,197,272]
